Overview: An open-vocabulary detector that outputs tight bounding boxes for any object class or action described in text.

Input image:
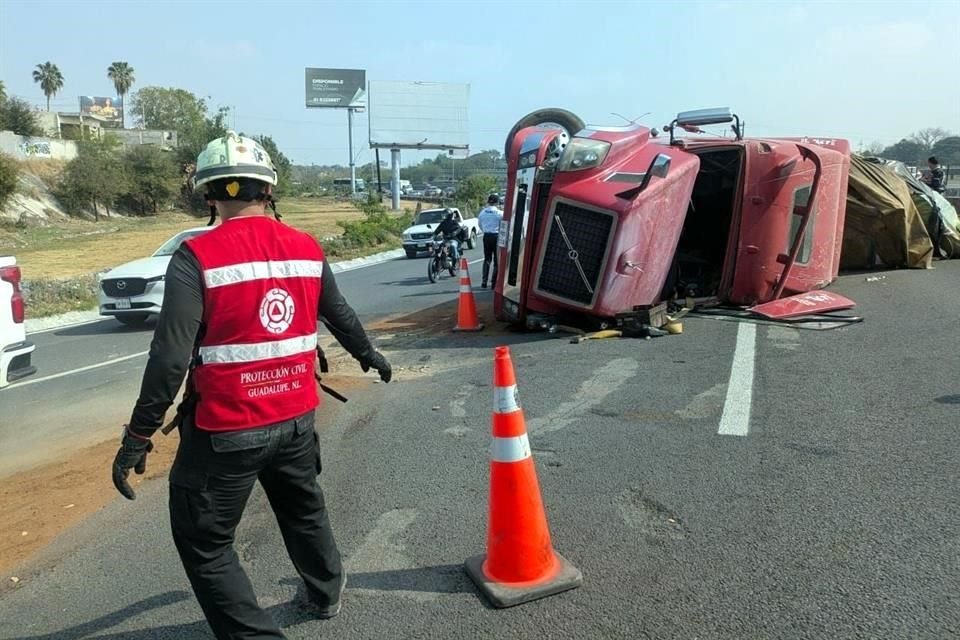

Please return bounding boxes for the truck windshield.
[416,210,447,225]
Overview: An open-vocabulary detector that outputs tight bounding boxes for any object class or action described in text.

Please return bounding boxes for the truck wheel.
[467,230,477,250]
[503,108,586,159]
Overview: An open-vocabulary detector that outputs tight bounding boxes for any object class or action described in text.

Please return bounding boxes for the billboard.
[79,96,122,127]
[368,81,469,150]
[305,68,366,108]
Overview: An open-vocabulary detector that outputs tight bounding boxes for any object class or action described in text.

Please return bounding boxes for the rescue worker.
[923,156,946,193]
[477,194,503,288]
[432,208,465,263]
[111,131,391,639]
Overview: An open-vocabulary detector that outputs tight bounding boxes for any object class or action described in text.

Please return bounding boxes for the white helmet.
[193,130,277,191]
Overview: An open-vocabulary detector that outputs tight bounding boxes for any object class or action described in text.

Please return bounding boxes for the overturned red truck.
[493,107,857,329]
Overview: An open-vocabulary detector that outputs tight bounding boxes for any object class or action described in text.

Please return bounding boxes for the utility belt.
[161,345,347,436]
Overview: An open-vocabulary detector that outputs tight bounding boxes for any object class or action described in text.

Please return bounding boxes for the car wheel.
[116,314,149,326]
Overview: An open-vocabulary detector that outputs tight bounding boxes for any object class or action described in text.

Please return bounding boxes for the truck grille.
[536,202,614,306]
[411,232,433,240]
[101,278,147,297]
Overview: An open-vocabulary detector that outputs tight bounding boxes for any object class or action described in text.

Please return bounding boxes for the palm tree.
[32,62,64,112]
[107,61,135,128]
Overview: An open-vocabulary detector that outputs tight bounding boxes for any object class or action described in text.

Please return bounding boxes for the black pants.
[482,233,499,285]
[169,412,342,640]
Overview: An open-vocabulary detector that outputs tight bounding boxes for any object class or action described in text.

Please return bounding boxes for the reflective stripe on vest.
[199,333,318,365]
[204,259,324,289]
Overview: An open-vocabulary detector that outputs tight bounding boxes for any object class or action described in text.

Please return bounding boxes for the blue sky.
[1,0,958,167]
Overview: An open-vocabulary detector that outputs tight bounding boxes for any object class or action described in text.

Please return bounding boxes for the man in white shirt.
[477,194,503,288]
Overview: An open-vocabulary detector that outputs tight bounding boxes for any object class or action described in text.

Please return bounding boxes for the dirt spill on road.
[0,431,179,582]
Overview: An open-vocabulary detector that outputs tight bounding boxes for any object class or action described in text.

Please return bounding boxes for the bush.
[21,275,99,318]
[0,153,19,210]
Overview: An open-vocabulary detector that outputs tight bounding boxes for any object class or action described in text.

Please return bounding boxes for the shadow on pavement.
[54,320,156,337]
[15,591,196,640]
[934,394,960,405]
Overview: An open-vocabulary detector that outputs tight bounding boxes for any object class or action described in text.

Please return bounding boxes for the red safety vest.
[185,216,324,432]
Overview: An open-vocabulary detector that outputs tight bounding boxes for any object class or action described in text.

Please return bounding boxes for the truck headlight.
[556,138,611,172]
[402,233,412,242]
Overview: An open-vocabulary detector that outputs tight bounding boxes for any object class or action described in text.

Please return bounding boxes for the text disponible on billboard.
[305,68,366,109]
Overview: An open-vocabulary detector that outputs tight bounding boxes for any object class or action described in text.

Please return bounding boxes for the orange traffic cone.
[453,257,484,332]
[465,346,582,608]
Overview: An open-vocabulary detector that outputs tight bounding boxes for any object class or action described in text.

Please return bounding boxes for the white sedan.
[98,227,211,326]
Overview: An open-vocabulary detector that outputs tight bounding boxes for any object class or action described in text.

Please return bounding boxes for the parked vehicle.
[494,107,855,329]
[0,256,36,387]
[401,207,480,258]
[426,238,460,283]
[99,227,212,325]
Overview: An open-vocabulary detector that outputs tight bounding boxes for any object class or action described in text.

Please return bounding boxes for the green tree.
[880,139,928,165]
[454,174,499,213]
[57,138,127,221]
[124,145,180,215]
[32,62,64,112]
[931,136,960,166]
[252,135,292,196]
[0,153,20,210]
[910,127,950,151]
[0,96,43,136]
[107,62,135,129]
[130,86,230,164]
[0,80,6,103]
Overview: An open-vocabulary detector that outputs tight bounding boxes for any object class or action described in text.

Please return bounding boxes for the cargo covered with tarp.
[881,160,960,259]
[841,155,933,270]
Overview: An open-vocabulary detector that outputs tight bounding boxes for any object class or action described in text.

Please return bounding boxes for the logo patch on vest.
[259,288,295,334]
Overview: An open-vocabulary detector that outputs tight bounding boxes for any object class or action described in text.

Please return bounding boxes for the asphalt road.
[2,261,959,639]
[0,251,482,476]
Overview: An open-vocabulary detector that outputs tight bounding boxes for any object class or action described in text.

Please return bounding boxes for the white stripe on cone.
[494,384,520,413]
[460,285,473,293]
[491,434,532,463]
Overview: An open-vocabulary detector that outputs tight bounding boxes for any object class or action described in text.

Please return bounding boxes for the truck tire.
[503,108,586,159]
[467,230,477,250]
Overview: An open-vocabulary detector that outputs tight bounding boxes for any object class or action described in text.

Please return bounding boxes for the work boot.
[315,572,347,619]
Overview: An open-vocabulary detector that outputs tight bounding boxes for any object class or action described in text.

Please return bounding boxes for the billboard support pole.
[375,148,383,202]
[391,148,401,212]
[347,107,356,195]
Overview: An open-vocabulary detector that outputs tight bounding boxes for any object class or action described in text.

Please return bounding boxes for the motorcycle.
[427,237,459,283]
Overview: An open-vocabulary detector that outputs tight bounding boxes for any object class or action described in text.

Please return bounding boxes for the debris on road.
[865,275,887,282]
[8,576,18,584]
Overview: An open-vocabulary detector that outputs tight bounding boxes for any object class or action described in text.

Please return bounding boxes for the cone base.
[453,323,485,332]
[464,551,582,609]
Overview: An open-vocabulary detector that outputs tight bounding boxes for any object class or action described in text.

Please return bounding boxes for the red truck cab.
[494,108,852,328]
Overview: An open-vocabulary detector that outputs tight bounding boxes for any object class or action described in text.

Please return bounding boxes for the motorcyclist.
[433,208,465,263]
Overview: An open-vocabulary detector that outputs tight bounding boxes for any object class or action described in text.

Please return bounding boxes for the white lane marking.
[8,350,150,389]
[528,358,640,435]
[345,508,442,602]
[718,323,757,436]
[676,383,727,420]
[768,325,800,350]
[468,258,483,265]
[449,387,470,418]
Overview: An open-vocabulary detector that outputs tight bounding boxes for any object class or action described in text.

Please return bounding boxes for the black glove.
[112,426,154,500]
[362,351,392,383]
